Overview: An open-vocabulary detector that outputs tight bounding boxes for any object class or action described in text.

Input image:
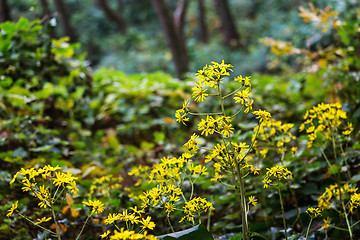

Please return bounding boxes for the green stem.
[333,225,350,231]
[18,212,57,236]
[51,207,61,240]
[351,219,360,228]
[278,183,288,240]
[207,208,212,232]
[222,86,244,99]
[305,218,313,240]
[230,105,244,118]
[320,148,332,168]
[188,111,223,116]
[190,180,194,200]
[279,154,303,229]
[217,83,248,240]
[340,189,353,240]
[166,214,175,233]
[75,213,93,240]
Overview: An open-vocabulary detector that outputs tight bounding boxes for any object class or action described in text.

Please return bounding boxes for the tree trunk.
[213,0,240,49]
[173,0,188,36]
[0,0,11,23]
[53,0,76,42]
[151,0,189,79]
[39,0,56,38]
[197,0,208,43]
[95,0,127,34]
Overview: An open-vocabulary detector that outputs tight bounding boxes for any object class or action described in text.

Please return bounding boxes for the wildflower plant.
[8,165,81,239]
[7,165,111,240]
[172,61,272,239]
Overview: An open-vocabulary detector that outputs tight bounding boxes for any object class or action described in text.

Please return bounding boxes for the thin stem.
[278,183,288,240]
[53,187,66,203]
[279,153,303,229]
[320,148,332,169]
[230,105,244,118]
[207,207,212,231]
[222,86,243,99]
[190,180,194,200]
[218,82,248,240]
[241,122,262,162]
[188,111,223,116]
[166,214,175,233]
[17,212,57,236]
[351,219,360,228]
[52,185,61,203]
[340,189,353,240]
[332,225,350,231]
[75,212,93,240]
[51,207,61,240]
[305,218,313,240]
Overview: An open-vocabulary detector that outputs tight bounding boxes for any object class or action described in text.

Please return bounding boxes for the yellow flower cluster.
[300,102,353,148]
[306,207,322,218]
[298,3,341,33]
[253,119,296,156]
[197,116,235,137]
[10,165,78,208]
[141,184,182,213]
[204,141,257,175]
[100,205,157,239]
[195,60,233,89]
[128,165,151,187]
[6,201,18,217]
[108,228,158,240]
[83,199,105,214]
[175,61,254,126]
[259,37,304,56]
[263,165,293,188]
[317,183,359,214]
[180,197,214,223]
[183,133,203,152]
[88,174,123,198]
[34,217,52,225]
[253,109,271,123]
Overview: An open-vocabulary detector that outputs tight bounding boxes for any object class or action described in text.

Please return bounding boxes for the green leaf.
[12,147,28,158]
[328,165,341,175]
[29,145,54,152]
[157,224,213,240]
[230,232,243,240]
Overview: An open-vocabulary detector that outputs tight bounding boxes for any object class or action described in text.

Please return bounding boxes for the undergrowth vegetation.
[1,4,360,240]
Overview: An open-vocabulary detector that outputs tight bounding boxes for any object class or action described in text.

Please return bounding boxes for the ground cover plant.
[1,3,360,240]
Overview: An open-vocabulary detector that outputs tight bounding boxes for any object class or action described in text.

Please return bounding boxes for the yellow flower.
[192,81,208,102]
[100,230,111,239]
[83,199,105,214]
[34,217,52,225]
[234,75,251,88]
[234,88,251,105]
[6,201,18,217]
[253,109,271,123]
[67,181,79,196]
[103,213,122,225]
[165,202,176,214]
[306,207,322,218]
[139,216,156,230]
[248,196,258,207]
[183,133,202,153]
[322,217,331,231]
[175,109,189,126]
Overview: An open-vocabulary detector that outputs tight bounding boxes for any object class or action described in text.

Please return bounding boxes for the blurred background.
[1,0,354,77]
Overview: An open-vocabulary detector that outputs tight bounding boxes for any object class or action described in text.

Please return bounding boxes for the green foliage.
[1,2,360,239]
